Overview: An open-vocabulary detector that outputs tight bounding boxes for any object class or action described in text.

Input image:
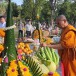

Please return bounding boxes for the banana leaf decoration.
[1,0,17,75]
[25,56,43,76]
[4,0,17,62]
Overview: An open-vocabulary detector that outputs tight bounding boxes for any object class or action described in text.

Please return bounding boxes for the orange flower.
[0,58,2,64]
[0,44,4,53]
[0,29,5,37]
[53,72,60,76]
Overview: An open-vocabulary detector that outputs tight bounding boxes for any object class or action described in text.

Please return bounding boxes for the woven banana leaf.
[25,56,43,76]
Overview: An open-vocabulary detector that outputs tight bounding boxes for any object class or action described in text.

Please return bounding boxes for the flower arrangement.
[6,60,32,76]
[6,60,18,76]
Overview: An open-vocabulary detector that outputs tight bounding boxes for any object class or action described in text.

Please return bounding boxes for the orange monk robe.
[58,25,76,76]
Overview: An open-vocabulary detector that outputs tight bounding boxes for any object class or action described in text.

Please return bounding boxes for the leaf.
[25,56,43,76]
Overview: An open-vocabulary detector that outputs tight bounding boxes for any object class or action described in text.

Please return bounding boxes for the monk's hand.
[40,43,47,47]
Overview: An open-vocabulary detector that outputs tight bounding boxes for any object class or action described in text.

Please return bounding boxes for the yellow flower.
[42,74,48,76]
[10,60,18,68]
[23,71,32,76]
[7,67,18,76]
[18,61,32,76]
[53,72,60,76]
[22,56,25,60]
[43,72,60,76]
[18,61,24,67]
[18,61,29,72]
[45,38,53,45]
[21,66,32,76]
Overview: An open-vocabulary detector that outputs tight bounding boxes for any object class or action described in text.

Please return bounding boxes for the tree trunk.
[51,10,54,27]
[49,0,57,27]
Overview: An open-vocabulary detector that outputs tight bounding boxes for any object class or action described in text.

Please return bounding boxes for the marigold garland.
[0,44,4,53]
[0,29,5,37]
[0,29,5,53]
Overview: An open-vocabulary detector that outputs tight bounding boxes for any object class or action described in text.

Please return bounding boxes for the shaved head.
[56,15,68,29]
[56,15,67,21]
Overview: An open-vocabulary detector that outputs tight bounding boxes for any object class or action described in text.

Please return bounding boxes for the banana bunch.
[36,47,59,65]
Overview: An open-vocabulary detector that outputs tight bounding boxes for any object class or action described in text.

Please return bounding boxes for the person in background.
[23,22,26,38]
[25,19,34,38]
[48,24,53,36]
[42,22,46,30]
[18,20,24,41]
[41,15,76,76]
[0,16,6,28]
[38,22,42,29]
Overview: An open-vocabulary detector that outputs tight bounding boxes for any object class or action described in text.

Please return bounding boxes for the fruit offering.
[17,42,33,55]
[41,37,53,45]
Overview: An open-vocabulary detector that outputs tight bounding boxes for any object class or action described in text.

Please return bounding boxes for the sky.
[12,0,23,5]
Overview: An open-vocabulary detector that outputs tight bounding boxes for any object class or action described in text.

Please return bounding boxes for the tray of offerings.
[24,38,34,43]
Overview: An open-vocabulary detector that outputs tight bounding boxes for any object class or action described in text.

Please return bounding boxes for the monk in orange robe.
[42,15,76,76]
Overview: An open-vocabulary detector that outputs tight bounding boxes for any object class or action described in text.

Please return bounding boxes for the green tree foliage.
[34,0,46,20]
[12,2,19,17]
[21,0,34,19]
[21,0,46,20]
[70,2,76,24]
[58,1,71,22]
[0,1,19,17]
[40,1,51,22]
[0,2,7,15]
[21,0,76,25]
[57,1,76,25]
